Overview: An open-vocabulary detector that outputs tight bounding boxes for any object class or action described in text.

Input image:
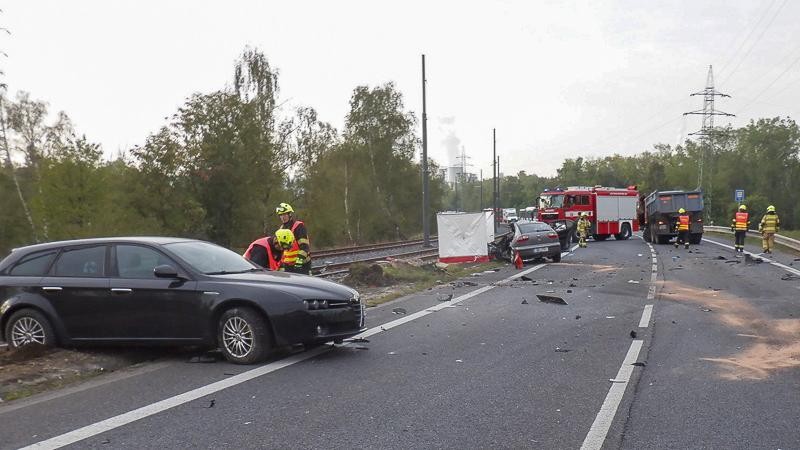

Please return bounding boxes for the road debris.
[700,307,712,312]
[781,273,800,281]
[521,299,529,304]
[207,399,216,408]
[345,337,370,343]
[609,379,626,383]
[715,256,727,260]
[554,348,572,353]
[189,354,218,364]
[575,315,581,320]
[455,359,463,363]
[536,294,567,305]
[566,289,573,293]
[630,330,637,338]
[437,293,453,302]
[632,362,646,367]
[627,280,640,284]
[392,307,407,315]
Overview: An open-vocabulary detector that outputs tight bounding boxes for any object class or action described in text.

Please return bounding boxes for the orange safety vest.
[280,221,305,267]
[734,212,749,231]
[243,237,280,271]
[677,215,690,231]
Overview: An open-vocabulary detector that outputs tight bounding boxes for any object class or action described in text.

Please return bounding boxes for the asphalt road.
[1,233,798,449]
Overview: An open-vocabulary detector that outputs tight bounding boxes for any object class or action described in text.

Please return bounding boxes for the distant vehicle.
[641,190,705,244]
[502,208,518,223]
[508,221,562,264]
[537,185,640,241]
[0,237,365,364]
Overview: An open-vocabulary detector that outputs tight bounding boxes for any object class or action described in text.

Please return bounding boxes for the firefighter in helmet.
[731,204,750,255]
[243,228,295,271]
[759,205,780,254]
[674,208,690,249]
[276,202,312,275]
[576,212,591,248]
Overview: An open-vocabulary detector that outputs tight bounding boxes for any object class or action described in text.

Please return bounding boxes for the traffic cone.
[514,251,523,269]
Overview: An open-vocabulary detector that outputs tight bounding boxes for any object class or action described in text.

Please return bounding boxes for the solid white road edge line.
[638,305,654,328]
[580,340,644,450]
[22,251,574,450]
[702,238,800,277]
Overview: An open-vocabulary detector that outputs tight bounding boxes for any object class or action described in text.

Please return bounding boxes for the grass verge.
[358,260,506,307]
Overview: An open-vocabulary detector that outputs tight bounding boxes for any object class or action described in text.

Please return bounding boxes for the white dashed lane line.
[581,237,654,449]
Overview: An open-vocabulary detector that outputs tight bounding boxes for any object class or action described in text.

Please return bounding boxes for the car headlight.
[304,299,330,310]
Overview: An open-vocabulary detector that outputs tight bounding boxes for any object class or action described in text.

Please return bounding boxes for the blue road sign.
[734,189,745,202]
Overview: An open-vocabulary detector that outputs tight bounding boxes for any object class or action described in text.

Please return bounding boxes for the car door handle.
[110,288,133,294]
[42,286,63,293]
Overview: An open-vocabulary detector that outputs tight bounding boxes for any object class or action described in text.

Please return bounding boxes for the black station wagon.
[0,237,365,364]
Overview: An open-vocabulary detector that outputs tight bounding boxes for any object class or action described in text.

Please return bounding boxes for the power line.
[718,0,778,76]
[719,0,789,86]
[735,51,800,114]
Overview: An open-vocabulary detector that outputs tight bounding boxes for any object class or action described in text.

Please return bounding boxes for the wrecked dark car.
[0,237,366,364]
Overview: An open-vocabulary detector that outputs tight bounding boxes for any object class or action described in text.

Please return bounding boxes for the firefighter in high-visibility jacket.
[730,204,750,255]
[242,229,295,271]
[576,212,591,248]
[276,202,312,275]
[759,205,780,254]
[674,208,690,249]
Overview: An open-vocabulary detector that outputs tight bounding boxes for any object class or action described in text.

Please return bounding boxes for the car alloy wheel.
[11,317,46,346]
[222,316,254,358]
[217,307,272,364]
[5,309,55,349]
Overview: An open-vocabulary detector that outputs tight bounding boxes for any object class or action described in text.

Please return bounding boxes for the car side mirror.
[154,264,180,279]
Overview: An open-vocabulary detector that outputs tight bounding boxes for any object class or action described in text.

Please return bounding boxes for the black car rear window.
[8,250,58,276]
[518,223,553,233]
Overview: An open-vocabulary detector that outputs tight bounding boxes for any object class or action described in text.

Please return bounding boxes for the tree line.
[2,47,798,256]
[445,119,799,229]
[0,47,447,255]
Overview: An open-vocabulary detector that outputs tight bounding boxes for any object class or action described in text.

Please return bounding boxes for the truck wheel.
[643,226,651,242]
[656,235,670,245]
[593,234,609,241]
[689,233,703,245]
[614,223,632,240]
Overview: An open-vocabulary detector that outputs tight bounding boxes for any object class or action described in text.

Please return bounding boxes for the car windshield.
[164,241,258,275]
[539,194,564,209]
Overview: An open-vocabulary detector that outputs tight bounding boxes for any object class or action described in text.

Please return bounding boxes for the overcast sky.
[3,0,799,177]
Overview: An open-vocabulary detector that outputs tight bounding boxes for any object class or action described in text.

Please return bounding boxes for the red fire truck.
[536,186,640,241]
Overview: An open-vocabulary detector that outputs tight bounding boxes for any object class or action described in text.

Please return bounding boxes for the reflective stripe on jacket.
[281,221,304,267]
[243,237,281,271]
[677,215,690,231]
[760,213,780,233]
[732,212,749,231]
[577,218,591,233]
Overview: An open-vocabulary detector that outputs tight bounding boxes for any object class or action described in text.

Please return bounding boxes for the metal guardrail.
[703,226,800,252]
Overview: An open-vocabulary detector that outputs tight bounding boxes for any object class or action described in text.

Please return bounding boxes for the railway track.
[314,237,438,259]
[313,246,439,277]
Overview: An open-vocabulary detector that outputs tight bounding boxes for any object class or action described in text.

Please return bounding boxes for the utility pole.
[684,65,734,216]
[479,169,483,211]
[421,54,431,247]
[492,129,497,233]
[456,146,472,212]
